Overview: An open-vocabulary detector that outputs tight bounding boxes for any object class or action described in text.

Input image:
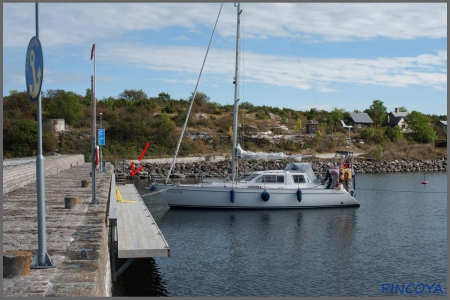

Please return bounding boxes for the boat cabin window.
[256,175,284,183]
[292,175,306,183]
[243,173,260,182]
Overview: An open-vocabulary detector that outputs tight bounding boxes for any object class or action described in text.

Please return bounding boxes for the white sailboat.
[159,3,360,209]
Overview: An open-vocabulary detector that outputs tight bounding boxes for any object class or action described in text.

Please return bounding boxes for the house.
[349,113,373,129]
[435,120,447,133]
[383,108,410,132]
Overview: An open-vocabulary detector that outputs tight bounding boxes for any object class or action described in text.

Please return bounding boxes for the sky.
[3,2,447,115]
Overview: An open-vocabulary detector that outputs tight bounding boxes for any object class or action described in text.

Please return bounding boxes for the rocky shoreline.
[116,157,447,180]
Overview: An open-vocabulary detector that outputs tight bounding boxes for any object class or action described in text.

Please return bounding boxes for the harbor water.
[112,171,447,297]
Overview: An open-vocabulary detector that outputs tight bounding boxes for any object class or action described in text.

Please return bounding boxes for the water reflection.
[112,257,169,296]
[156,207,358,296]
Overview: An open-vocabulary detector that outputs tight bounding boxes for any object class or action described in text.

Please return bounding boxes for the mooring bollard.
[81,180,90,187]
[3,250,32,278]
[64,197,75,209]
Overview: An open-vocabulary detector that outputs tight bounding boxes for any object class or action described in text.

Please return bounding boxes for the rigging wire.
[240,2,245,147]
[165,3,224,183]
[272,3,324,115]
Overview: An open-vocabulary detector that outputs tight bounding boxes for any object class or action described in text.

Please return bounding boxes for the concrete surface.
[3,154,85,195]
[3,162,112,297]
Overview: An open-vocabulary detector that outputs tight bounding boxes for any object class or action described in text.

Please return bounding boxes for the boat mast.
[231,2,241,182]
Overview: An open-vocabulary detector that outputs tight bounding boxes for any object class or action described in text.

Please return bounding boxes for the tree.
[384,126,403,142]
[304,108,319,120]
[240,101,254,109]
[404,110,437,143]
[329,108,345,132]
[3,91,35,117]
[158,92,171,103]
[365,100,387,128]
[118,89,148,101]
[293,118,302,133]
[360,127,374,141]
[190,91,210,106]
[45,90,83,126]
[398,106,408,112]
[3,119,37,157]
[81,88,93,105]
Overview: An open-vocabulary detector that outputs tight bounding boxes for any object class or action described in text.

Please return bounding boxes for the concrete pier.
[3,157,112,297]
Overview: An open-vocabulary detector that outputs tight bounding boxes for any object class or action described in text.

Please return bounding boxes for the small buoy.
[261,190,270,202]
[296,188,302,202]
[230,189,235,203]
[422,170,428,184]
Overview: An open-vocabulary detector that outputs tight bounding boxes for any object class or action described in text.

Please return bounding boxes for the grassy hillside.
[3,89,447,161]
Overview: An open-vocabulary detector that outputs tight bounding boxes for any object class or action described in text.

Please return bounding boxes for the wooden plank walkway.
[115,184,170,258]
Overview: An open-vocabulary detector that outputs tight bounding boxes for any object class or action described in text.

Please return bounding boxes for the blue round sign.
[25,36,44,102]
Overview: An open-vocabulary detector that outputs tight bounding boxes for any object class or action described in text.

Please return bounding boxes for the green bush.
[384,126,403,142]
[360,127,374,140]
[3,119,37,157]
[374,147,383,160]
[271,127,283,134]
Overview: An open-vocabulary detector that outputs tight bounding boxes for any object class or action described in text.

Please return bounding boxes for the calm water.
[113,172,447,297]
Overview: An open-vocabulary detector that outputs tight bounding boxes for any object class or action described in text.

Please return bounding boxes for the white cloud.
[175,36,191,41]
[3,2,446,108]
[100,42,446,91]
[3,3,447,48]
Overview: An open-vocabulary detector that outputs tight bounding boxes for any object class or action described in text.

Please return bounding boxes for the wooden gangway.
[109,179,169,280]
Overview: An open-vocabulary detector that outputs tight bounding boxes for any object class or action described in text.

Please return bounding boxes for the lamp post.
[99,113,103,172]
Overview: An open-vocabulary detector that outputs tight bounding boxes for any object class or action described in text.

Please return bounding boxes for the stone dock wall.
[3,154,85,195]
[118,157,447,179]
[3,160,112,297]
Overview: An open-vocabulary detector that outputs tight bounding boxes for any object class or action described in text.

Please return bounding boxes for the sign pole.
[30,2,55,269]
[99,113,103,172]
[91,75,98,204]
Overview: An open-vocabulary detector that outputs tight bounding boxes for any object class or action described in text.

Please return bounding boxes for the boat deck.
[112,184,170,258]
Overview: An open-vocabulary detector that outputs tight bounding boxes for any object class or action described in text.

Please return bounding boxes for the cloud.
[100,42,446,91]
[3,2,446,105]
[175,36,191,41]
[3,3,447,48]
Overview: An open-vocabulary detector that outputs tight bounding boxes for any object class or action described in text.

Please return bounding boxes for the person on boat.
[325,164,339,189]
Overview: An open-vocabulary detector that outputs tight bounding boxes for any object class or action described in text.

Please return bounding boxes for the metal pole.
[231,3,241,182]
[348,128,351,152]
[91,75,98,204]
[31,2,56,269]
[100,113,103,172]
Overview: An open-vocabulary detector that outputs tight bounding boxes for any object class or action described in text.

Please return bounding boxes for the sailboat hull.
[159,185,360,209]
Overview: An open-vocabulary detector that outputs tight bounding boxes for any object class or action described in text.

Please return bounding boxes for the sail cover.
[236,144,309,161]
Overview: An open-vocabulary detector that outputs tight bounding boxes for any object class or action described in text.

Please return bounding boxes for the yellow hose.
[115,186,136,203]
